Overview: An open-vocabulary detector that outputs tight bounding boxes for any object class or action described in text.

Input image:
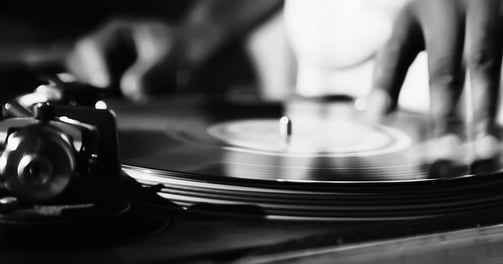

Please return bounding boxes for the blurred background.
[1,0,502,124]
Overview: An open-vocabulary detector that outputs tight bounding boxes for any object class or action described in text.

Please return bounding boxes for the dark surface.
[3,189,503,263]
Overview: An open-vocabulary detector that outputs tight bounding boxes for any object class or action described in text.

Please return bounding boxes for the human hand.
[66,19,211,102]
[65,0,283,102]
[367,0,502,171]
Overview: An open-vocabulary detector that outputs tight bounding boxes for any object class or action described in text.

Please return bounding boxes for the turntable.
[115,94,503,221]
[3,80,503,263]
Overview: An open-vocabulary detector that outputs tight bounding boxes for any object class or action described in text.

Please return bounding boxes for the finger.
[66,20,134,89]
[418,0,465,137]
[367,7,422,121]
[120,22,172,101]
[465,0,503,171]
[66,36,111,88]
[465,0,503,137]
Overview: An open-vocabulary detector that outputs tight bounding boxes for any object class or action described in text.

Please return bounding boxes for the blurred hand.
[66,19,206,102]
[65,0,283,102]
[369,0,501,135]
[367,0,502,170]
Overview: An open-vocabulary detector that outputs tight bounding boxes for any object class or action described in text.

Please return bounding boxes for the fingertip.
[120,71,148,103]
[70,39,111,88]
[364,89,393,123]
[419,134,469,179]
[88,72,111,89]
[473,134,500,160]
[470,134,501,175]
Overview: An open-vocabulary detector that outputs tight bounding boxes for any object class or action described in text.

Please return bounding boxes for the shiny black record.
[110,96,503,220]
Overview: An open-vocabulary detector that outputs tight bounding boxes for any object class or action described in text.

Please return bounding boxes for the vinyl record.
[111,96,503,220]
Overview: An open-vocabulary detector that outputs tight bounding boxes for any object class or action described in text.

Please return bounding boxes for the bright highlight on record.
[207,118,411,157]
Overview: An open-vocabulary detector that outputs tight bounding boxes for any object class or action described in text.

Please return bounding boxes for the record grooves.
[124,165,503,220]
[113,97,503,220]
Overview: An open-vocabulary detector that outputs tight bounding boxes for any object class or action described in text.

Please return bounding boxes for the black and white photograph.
[1,0,503,263]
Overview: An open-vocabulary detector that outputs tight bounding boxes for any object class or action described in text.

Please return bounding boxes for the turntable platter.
[111,96,503,220]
